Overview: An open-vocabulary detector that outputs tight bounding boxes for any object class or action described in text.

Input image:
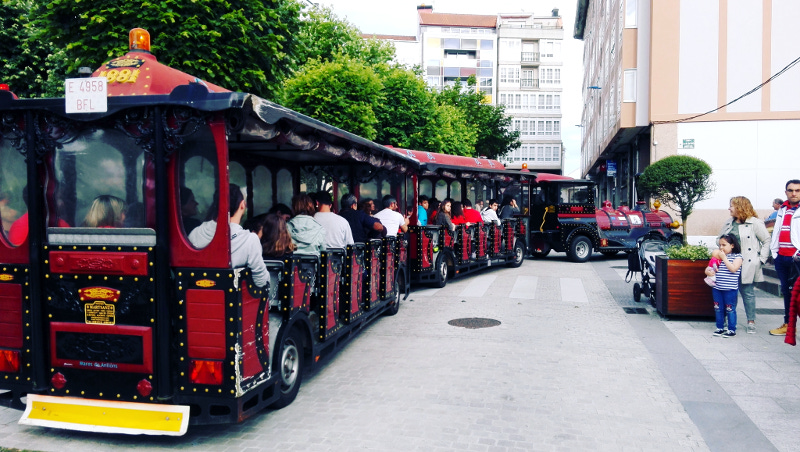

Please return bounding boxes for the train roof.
[387,147,534,182]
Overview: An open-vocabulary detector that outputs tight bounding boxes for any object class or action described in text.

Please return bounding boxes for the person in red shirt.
[462,199,483,224]
[768,179,800,336]
[451,202,468,226]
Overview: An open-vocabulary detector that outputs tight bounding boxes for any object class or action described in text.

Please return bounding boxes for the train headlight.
[129,28,150,52]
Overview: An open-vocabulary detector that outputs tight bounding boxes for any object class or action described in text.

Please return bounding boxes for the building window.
[623,69,637,102]
[499,67,520,84]
[480,40,494,50]
[625,0,637,28]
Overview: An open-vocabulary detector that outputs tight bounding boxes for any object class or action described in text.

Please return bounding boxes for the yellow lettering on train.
[99,69,140,84]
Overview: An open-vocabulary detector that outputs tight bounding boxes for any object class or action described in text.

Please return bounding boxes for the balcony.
[521,52,540,64]
[521,79,539,89]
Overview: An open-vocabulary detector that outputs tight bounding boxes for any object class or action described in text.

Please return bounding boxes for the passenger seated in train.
[83,195,126,228]
[123,201,145,228]
[480,198,501,225]
[286,193,326,256]
[267,203,292,221]
[260,213,296,259]
[451,201,469,226]
[243,212,268,238]
[373,195,409,237]
[180,186,202,234]
[8,185,69,245]
[313,191,353,249]
[499,195,520,219]
[433,198,456,231]
[188,184,268,288]
[462,199,483,224]
[339,193,385,243]
[428,197,440,221]
[417,195,429,226]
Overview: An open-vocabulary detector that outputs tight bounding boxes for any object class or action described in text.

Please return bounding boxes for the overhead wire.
[652,54,800,124]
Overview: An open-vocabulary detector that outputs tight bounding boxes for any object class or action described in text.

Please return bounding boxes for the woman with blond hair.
[718,196,770,333]
[83,195,126,228]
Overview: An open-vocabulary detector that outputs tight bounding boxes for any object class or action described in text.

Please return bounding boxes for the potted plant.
[655,243,715,317]
[638,155,715,244]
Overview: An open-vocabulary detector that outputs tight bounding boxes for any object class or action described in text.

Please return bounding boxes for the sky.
[317,0,585,176]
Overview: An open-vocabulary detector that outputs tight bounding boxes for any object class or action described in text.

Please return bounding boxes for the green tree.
[374,66,437,148]
[0,0,65,98]
[283,57,384,140]
[295,5,395,67]
[436,77,520,160]
[29,0,302,98]
[409,104,477,156]
[638,155,715,242]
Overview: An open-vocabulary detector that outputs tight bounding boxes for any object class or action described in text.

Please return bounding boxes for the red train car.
[0,29,527,435]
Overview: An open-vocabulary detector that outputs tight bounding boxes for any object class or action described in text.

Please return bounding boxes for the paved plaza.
[1,254,797,451]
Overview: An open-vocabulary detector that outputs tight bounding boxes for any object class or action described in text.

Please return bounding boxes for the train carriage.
[0,29,528,436]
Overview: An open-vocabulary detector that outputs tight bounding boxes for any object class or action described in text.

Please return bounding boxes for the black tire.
[508,241,525,268]
[384,279,401,316]
[633,283,642,302]
[668,236,683,248]
[568,236,593,263]
[270,329,303,409]
[531,243,551,258]
[433,253,449,288]
[600,250,619,257]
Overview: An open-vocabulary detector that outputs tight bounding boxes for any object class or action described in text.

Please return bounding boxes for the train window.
[419,179,432,198]
[435,180,447,200]
[276,169,293,206]
[406,177,415,211]
[0,138,27,246]
[180,126,219,243]
[359,180,377,202]
[380,180,391,200]
[252,166,272,215]
[230,162,247,221]
[50,128,151,242]
[560,184,592,204]
[449,181,461,201]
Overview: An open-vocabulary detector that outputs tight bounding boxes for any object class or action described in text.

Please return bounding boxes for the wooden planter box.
[655,256,715,318]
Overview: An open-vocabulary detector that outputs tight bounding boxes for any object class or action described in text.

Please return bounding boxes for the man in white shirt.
[480,198,501,225]
[188,184,268,288]
[313,191,354,249]
[373,195,409,237]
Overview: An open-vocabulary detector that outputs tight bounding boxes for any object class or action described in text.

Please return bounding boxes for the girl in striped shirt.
[707,233,743,337]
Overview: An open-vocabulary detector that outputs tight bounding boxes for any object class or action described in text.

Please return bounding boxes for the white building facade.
[496,10,564,172]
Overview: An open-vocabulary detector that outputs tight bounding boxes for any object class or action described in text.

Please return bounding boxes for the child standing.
[707,234,743,337]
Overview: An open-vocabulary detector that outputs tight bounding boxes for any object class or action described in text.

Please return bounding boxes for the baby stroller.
[626,236,668,303]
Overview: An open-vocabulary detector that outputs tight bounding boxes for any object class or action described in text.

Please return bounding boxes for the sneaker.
[769,324,788,336]
[713,329,725,336]
[723,330,736,338]
[703,276,716,287]
[746,322,756,334]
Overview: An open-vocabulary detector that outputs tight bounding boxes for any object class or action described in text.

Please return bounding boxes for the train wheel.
[270,329,303,409]
[433,254,449,288]
[568,236,592,263]
[508,241,525,268]
[633,283,642,302]
[385,279,401,316]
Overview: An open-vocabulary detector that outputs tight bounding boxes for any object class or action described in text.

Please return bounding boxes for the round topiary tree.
[638,155,715,243]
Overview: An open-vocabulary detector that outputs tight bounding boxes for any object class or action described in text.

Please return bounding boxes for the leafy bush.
[665,243,712,261]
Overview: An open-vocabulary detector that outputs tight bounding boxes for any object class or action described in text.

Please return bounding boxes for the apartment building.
[575,0,800,236]
[496,10,565,172]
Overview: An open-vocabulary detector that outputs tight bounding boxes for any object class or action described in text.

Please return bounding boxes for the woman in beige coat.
[718,196,770,333]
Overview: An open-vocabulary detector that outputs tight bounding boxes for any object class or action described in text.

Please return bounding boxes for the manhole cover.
[448,318,501,329]
[755,308,785,315]
[623,307,648,314]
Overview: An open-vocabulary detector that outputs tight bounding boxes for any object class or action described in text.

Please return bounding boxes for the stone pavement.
[0,254,796,451]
